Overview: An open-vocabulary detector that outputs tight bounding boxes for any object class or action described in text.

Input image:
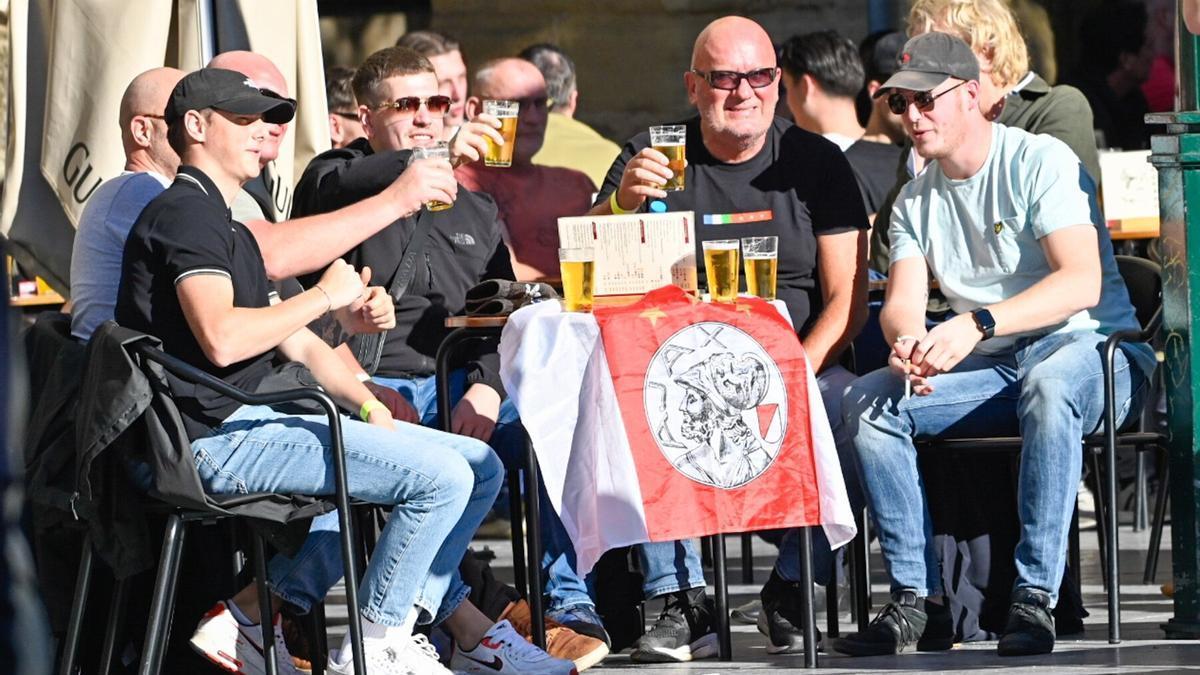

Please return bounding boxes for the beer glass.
[741,236,778,301]
[559,248,596,312]
[702,239,739,303]
[409,142,452,211]
[483,99,519,167]
[649,125,686,191]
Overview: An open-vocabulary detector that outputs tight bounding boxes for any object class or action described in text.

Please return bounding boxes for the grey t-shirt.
[69,171,170,340]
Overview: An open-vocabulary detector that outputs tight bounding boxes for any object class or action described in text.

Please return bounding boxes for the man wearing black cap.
[115,67,507,675]
[833,32,1155,658]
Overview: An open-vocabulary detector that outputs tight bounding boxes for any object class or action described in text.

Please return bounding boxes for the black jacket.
[293,138,515,391]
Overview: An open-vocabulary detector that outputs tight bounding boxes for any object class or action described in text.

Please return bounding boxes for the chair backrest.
[1114,255,1161,332]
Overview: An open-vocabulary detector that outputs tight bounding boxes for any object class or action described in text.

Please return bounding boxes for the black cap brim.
[213,94,296,124]
[873,71,951,98]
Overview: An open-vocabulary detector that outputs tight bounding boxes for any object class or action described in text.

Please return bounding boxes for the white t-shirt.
[890,123,1152,370]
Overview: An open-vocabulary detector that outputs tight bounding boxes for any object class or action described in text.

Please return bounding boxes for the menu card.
[557,211,697,296]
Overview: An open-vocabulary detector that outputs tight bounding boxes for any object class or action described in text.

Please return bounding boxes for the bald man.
[70,67,184,340]
[588,16,869,661]
[455,58,594,280]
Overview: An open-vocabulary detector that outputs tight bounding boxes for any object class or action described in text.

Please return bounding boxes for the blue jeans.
[375,371,596,612]
[638,366,865,593]
[842,331,1152,604]
[192,404,501,626]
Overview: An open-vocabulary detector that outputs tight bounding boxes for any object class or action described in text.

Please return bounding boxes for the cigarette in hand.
[903,359,912,400]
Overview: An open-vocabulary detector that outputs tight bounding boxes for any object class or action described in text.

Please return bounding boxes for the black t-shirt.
[598,116,868,335]
[843,139,903,217]
[115,166,275,440]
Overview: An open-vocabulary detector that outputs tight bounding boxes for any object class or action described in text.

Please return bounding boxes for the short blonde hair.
[908,0,1029,89]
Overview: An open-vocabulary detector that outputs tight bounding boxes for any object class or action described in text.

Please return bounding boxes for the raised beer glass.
[409,142,452,211]
[741,236,778,301]
[483,99,519,167]
[649,124,686,191]
[702,239,739,303]
[559,247,596,312]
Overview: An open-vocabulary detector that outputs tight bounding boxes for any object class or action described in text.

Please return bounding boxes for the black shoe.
[546,604,612,648]
[916,598,954,651]
[756,569,823,654]
[997,588,1055,656]
[831,590,927,657]
[629,588,719,663]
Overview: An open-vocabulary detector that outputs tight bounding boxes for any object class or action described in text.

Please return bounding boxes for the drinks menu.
[557,211,698,296]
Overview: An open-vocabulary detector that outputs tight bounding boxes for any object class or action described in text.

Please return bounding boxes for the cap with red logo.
[873,32,980,97]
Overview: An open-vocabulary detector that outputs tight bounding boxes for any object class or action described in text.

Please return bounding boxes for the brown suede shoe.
[500,599,610,671]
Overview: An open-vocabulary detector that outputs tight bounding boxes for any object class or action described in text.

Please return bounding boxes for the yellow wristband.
[359,399,387,422]
[609,190,635,215]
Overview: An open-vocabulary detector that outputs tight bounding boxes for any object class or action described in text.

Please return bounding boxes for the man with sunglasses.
[833,32,1154,658]
[455,58,596,280]
[588,16,869,662]
[292,45,603,673]
[327,65,366,149]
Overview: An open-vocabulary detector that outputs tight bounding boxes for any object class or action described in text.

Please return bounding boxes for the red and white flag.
[499,286,855,573]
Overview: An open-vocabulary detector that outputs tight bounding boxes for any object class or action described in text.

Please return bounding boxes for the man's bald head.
[118,67,184,174]
[691,16,776,71]
[686,16,780,162]
[209,50,288,96]
[469,58,550,164]
[208,51,289,164]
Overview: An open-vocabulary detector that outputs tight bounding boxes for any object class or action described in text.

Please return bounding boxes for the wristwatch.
[970,308,996,340]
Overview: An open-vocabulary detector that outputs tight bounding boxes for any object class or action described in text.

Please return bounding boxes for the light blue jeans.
[192,403,502,626]
[842,331,1152,604]
[638,366,865,594]
[375,370,596,612]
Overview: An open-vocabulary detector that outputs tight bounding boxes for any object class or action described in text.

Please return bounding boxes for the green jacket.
[869,73,1101,273]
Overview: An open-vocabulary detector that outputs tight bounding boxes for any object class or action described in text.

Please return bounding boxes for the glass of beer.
[559,248,596,312]
[649,124,686,191]
[741,236,778,301]
[483,99,519,167]
[702,239,740,303]
[409,142,452,211]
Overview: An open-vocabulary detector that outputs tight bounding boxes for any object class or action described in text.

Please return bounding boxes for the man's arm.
[586,147,674,216]
[804,229,869,373]
[246,159,457,280]
[910,224,1101,376]
[175,260,365,368]
[878,255,931,346]
[277,328,395,429]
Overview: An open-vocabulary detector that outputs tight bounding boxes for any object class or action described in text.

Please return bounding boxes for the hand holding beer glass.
[741,236,778,301]
[408,142,453,211]
[649,125,686,191]
[702,239,739,303]
[482,99,519,167]
[559,248,596,312]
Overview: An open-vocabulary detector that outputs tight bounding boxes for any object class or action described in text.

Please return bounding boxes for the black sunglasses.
[377,95,452,115]
[886,80,967,115]
[690,67,779,91]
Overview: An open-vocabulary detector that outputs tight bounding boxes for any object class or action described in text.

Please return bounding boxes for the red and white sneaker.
[189,600,302,675]
[450,620,578,675]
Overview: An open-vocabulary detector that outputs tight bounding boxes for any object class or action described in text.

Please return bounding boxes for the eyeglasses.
[376,95,452,115]
[886,80,967,115]
[690,67,779,91]
[514,96,551,111]
[135,113,165,120]
[331,111,360,120]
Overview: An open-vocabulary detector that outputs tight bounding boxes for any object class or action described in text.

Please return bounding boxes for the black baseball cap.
[863,31,906,83]
[166,67,296,124]
[873,32,980,96]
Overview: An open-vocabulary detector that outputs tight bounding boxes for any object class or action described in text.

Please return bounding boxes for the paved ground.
[324,490,1200,673]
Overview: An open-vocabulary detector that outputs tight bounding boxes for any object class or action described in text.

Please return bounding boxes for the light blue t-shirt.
[69,171,170,341]
[890,123,1152,369]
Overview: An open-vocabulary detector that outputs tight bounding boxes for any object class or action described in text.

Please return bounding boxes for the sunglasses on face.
[690,67,779,91]
[886,80,967,115]
[376,95,452,116]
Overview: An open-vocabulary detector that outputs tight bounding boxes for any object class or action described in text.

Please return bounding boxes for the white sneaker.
[326,633,452,675]
[450,620,578,675]
[189,600,302,675]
